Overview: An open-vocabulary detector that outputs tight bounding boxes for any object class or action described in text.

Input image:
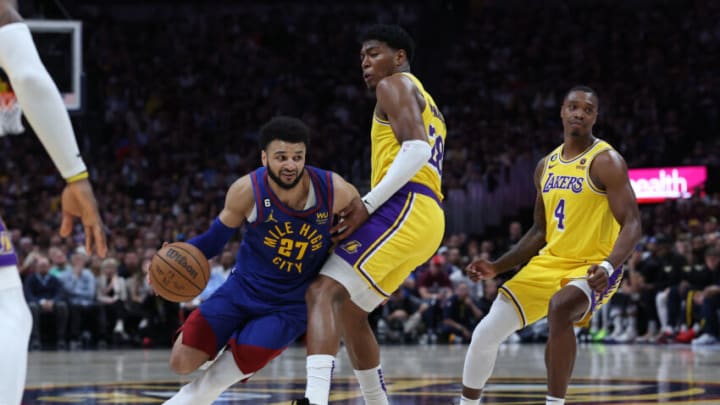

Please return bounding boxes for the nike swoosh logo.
[548,164,557,169]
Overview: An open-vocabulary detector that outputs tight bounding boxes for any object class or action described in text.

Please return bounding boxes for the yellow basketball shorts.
[335,182,444,299]
[499,254,623,328]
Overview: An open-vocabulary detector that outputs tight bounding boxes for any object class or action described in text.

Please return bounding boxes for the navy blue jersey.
[233,166,334,304]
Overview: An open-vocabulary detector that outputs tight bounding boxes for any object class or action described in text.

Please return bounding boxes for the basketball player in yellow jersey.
[0,1,107,403]
[296,25,445,405]
[457,86,642,405]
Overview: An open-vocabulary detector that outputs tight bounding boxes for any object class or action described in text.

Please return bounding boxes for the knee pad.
[469,295,522,350]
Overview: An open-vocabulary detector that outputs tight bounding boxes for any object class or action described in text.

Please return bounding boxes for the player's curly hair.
[361,24,415,63]
[258,116,310,150]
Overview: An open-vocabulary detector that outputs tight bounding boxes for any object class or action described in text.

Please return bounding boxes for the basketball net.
[0,91,25,136]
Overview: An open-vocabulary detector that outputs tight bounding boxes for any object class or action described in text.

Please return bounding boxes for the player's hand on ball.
[59,178,107,258]
[586,265,609,294]
[330,196,369,243]
[466,259,497,281]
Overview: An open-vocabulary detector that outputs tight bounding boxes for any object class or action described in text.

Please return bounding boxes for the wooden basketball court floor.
[23,343,720,404]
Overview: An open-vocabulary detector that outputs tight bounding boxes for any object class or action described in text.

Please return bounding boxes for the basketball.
[149,242,210,303]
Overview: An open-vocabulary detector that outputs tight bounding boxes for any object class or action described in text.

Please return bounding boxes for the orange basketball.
[149,242,210,303]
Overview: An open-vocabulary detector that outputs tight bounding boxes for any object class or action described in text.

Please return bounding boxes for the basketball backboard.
[0,20,82,111]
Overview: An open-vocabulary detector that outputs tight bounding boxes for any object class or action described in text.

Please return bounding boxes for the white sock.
[305,354,335,405]
[459,395,481,404]
[354,365,389,405]
[655,290,669,331]
[164,350,251,405]
[0,23,86,178]
[546,395,565,404]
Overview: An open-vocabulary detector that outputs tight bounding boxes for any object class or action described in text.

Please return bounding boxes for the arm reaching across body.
[331,75,430,241]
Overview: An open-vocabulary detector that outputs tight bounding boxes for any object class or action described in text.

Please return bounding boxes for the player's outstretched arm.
[187,175,254,260]
[0,8,108,257]
[490,157,548,273]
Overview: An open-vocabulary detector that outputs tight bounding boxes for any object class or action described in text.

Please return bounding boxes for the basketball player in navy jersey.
[162,116,360,405]
[0,1,106,403]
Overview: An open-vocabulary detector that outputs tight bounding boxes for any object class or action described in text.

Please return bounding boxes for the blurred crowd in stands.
[2,0,719,349]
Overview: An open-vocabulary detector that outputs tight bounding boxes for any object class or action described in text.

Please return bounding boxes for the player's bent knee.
[469,325,505,352]
[548,290,586,324]
[169,344,209,375]
[305,276,346,306]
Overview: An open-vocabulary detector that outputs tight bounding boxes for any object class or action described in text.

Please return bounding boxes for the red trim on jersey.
[250,171,263,226]
[325,171,334,216]
[263,169,324,217]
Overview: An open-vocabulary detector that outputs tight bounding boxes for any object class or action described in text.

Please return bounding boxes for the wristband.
[598,260,614,277]
[66,171,89,183]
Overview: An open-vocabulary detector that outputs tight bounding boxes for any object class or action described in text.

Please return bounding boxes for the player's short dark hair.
[258,116,310,150]
[565,85,599,106]
[362,24,415,63]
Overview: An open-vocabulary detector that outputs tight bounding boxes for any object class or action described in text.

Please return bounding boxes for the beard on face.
[267,165,305,190]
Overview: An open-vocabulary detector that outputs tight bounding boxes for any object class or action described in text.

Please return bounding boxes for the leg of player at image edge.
[459,295,522,405]
[0,268,33,405]
[163,350,252,405]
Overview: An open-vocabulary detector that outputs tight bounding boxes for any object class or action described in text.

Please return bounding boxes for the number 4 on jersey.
[554,199,566,230]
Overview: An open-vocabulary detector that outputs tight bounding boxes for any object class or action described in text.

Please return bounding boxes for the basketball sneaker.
[291,398,313,405]
[691,333,718,346]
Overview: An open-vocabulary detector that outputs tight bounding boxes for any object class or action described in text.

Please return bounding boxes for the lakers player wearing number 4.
[298,25,446,405]
[458,86,642,405]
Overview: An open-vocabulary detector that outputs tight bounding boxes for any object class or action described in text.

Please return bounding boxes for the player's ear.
[395,49,406,66]
[261,150,267,167]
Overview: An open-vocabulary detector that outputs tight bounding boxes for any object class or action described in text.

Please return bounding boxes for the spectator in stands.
[24,254,69,350]
[60,251,99,349]
[96,257,128,345]
[418,255,453,341]
[377,288,428,344]
[635,235,687,340]
[48,247,71,278]
[440,282,484,344]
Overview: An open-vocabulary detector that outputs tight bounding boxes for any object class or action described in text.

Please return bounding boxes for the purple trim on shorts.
[399,182,441,206]
[0,254,18,267]
[590,265,623,312]
[356,194,414,297]
[335,188,417,298]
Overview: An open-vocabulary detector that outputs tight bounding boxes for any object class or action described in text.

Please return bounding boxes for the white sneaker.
[691,333,719,346]
[614,329,637,343]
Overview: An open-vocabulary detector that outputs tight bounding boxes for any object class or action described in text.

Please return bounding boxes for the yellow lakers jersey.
[370,73,446,201]
[539,139,620,261]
